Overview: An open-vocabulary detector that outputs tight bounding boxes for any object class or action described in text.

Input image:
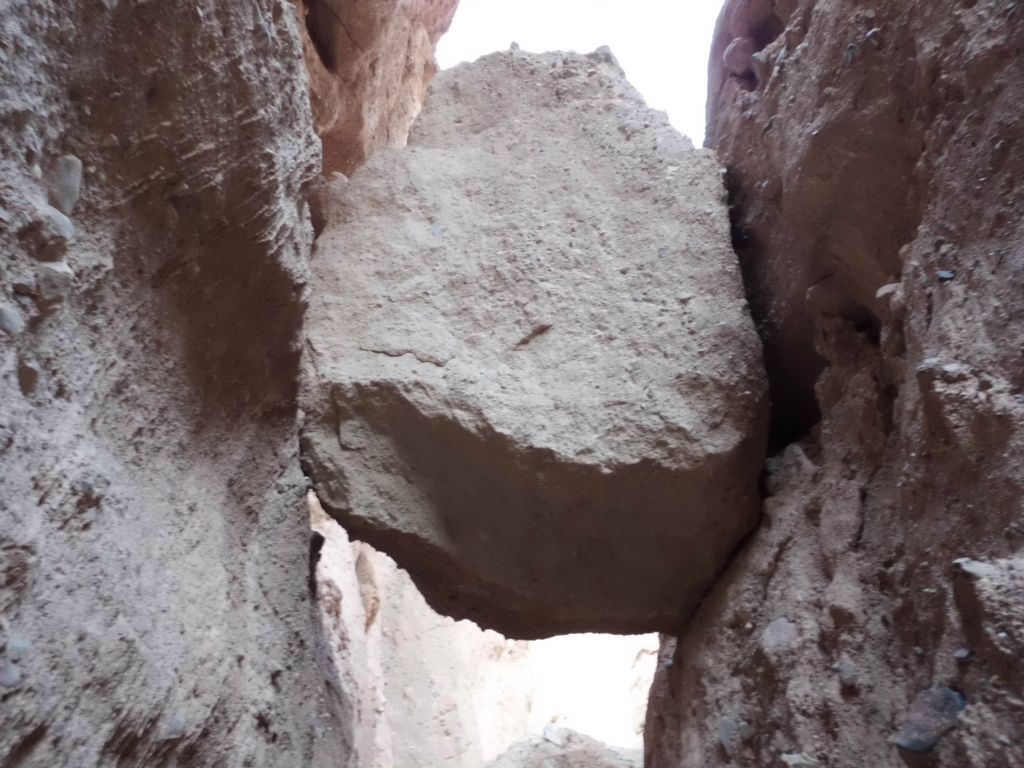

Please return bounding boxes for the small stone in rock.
[18,360,40,395]
[36,261,75,303]
[12,276,36,296]
[48,154,83,215]
[5,632,31,661]
[953,648,973,663]
[837,653,859,691]
[0,301,26,334]
[953,557,995,580]
[781,753,819,767]
[20,203,75,260]
[894,686,967,753]
[938,270,956,283]
[717,716,752,758]
[0,660,21,688]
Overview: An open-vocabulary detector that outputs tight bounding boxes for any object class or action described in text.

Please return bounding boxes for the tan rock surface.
[301,49,767,638]
[646,2,1024,767]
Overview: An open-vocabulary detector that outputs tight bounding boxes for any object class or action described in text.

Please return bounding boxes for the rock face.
[0,2,345,765]
[298,0,459,174]
[311,492,659,767]
[646,2,1024,767]
[301,49,768,638]
[485,728,640,768]
[310,493,534,768]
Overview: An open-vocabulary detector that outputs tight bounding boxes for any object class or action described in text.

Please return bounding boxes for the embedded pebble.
[5,632,31,661]
[18,360,40,395]
[20,202,75,260]
[12,275,36,296]
[875,282,901,300]
[48,154,83,215]
[36,261,75,303]
[761,617,800,655]
[163,712,187,739]
[0,660,21,688]
[717,716,752,757]
[953,557,995,580]
[836,653,859,690]
[0,301,26,334]
[781,754,819,767]
[894,686,967,753]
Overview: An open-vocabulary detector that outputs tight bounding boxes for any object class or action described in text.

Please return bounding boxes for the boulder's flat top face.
[302,49,767,638]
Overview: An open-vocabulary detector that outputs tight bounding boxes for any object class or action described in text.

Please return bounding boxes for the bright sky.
[436,0,725,145]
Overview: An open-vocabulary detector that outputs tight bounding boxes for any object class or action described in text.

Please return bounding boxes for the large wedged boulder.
[301,48,767,639]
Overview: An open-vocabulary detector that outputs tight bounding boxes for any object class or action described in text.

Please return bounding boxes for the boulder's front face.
[302,49,767,638]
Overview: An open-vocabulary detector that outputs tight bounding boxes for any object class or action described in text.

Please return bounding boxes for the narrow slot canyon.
[2,1,1023,767]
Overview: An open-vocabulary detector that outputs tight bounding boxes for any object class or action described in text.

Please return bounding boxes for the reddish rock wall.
[300,48,766,639]
[297,0,458,174]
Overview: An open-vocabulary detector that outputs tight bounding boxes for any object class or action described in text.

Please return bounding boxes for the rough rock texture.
[297,0,459,175]
[647,1,1024,766]
[0,2,349,765]
[301,49,768,639]
[484,728,641,768]
[310,493,533,768]
[311,492,658,767]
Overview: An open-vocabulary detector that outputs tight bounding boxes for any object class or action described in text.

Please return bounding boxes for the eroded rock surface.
[646,2,1024,767]
[298,0,459,174]
[0,2,346,765]
[302,49,767,638]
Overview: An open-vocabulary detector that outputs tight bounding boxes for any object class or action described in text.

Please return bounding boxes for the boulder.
[302,49,767,638]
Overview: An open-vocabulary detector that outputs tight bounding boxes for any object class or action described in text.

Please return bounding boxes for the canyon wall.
[647,1,1024,766]
[0,1,451,765]
[5,0,1022,766]
[312,491,657,768]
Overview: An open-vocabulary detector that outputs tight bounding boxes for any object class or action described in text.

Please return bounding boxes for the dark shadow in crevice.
[752,12,785,51]
[302,0,337,71]
[725,169,824,454]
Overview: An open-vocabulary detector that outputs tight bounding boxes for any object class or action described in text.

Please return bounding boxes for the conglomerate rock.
[646,2,1024,767]
[301,48,767,638]
[0,1,347,765]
